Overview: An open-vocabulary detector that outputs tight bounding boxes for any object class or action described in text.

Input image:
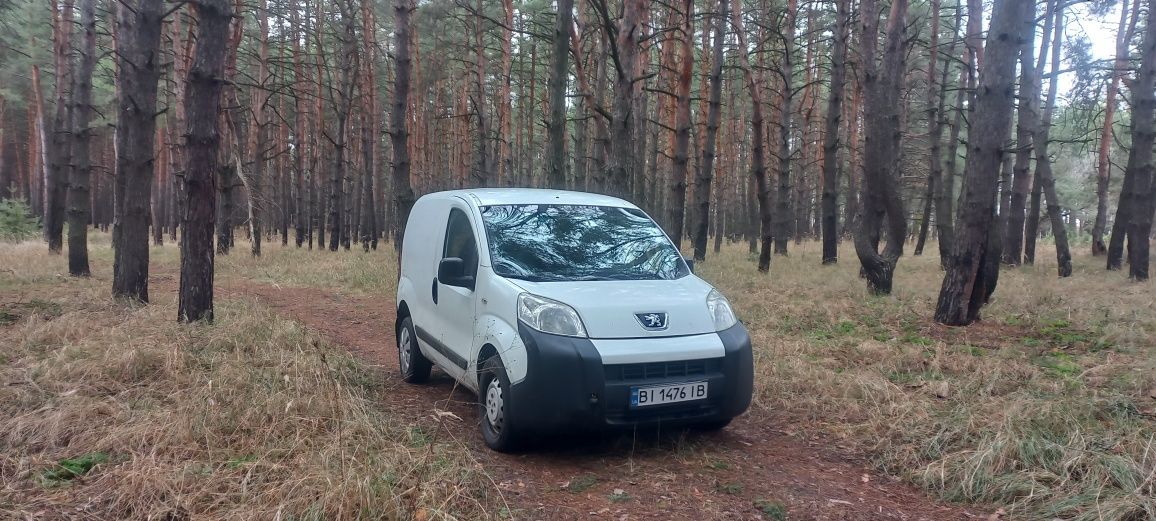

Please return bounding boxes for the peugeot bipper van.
[395,189,753,451]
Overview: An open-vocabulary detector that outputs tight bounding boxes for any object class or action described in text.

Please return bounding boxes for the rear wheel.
[479,356,522,452]
[397,317,431,383]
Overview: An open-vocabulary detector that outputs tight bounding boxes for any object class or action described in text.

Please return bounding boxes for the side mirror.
[684,257,695,273]
[438,257,475,290]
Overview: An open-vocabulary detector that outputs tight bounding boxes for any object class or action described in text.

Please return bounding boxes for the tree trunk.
[471,0,494,188]
[667,0,694,251]
[598,0,646,197]
[391,0,417,254]
[292,9,307,247]
[329,0,358,252]
[1092,0,1139,256]
[853,0,909,295]
[1001,0,1043,266]
[360,0,378,252]
[111,0,164,301]
[30,65,47,218]
[216,4,244,255]
[934,0,1026,325]
[732,0,771,270]
[546,0,573,189]
[692,0,727,261]
[248,0,270,257]
[179,0,231,322]
[497,0,514,185]
[820,0,850,264]
[1033,7,1072,277]
[45,0,74,254]
[938,1,977,267]
[65,0,96,277]
[915,0,946,258]
[1022,1,1055,267]
[1122,0,1156,280]
[773,0,797,255]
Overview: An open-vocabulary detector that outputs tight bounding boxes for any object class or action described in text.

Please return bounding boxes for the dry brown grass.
[0,241,500,520]
[3,235,1154,520]
[698,239,1156,520]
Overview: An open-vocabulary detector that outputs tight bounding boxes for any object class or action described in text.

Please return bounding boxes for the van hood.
[510,276,718,339]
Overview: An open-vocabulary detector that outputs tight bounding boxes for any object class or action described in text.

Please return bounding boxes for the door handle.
[431,278,439,305]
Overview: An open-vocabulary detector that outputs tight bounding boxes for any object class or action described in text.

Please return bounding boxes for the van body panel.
[589,333,725,365]
[509,278,717,339]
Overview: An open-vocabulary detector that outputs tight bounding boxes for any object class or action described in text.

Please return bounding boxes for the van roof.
[431,188,638,209]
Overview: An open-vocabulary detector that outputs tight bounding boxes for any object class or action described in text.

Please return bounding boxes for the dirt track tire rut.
[207,279,986,520]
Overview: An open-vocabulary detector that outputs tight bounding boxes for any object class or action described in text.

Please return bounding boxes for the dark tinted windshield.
[479,204,688,282]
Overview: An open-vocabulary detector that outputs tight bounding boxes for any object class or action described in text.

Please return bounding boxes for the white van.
[395,189,753,451]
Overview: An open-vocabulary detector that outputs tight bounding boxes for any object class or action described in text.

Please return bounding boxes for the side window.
[443,208,479,278]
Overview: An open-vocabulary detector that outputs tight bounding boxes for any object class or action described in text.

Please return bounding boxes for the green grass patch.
[715,481,744,495]
[754,498,787,520]
[607,489,632,503]
[566,474,598,493]
[42,452,110,484]
[1036,352,1081,378]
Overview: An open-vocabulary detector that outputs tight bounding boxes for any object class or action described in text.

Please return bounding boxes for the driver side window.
[443,208,479,279]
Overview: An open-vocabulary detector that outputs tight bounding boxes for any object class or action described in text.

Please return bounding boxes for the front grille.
[604,358,722,382]
[605,402,718,423]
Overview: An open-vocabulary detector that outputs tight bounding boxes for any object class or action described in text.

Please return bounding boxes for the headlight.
[707,289,738,331]
[517,293,588,337]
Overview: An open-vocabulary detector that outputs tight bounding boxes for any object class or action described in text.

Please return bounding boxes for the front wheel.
[397,317,431,383]
[478,356,522,452]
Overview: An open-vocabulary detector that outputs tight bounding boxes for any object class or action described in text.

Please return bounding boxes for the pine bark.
[391,0,417,253]
[546,0,574,189]
[667,0,694,251]
[45,0,74,254]
[471,0,494,187]
[329,0,358,251]
[1022,0,1054,266]
[773,0,797,255]
[1121,0,1156,280]
[359,0,378,251]
[65,0,96,277]
[111,0,164,301]
[1092,0,1139,256]
[1001,0,1041,266]
[179,0,232,322]
[292,8,308,247]
[820,0,849,265]
[732,0,771,271]
[853,0,909,295]
[599,0,646,197]
[692,0,728,261]
[934,0,1026,325]
[249,0,270,257]
[914,0,942,257]
[1033,7,1072,277]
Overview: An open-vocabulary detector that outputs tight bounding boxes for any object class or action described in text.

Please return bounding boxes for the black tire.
[695,418,733,431]
[397,317,431,383]
[478,356,522,452]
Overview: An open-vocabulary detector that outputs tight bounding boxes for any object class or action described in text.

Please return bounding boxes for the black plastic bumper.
[508,322,754,432]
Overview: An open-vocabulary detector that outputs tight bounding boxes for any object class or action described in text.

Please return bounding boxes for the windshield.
[479,204,689,282]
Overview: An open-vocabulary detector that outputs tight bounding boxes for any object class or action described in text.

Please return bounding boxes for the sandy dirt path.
[203,276,991,521]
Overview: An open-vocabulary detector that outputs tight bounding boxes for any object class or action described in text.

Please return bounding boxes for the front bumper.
[508,322,754,432]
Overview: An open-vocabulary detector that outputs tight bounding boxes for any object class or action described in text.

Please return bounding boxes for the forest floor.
[2,234,1154,520]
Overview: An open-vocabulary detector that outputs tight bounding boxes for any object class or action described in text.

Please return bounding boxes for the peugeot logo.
[635,312,669,331]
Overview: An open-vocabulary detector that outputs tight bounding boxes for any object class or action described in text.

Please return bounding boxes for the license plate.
[631,381,708,407]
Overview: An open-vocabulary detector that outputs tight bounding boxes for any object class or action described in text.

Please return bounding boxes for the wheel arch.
[476,343,499,385]
[396,300,411,339]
